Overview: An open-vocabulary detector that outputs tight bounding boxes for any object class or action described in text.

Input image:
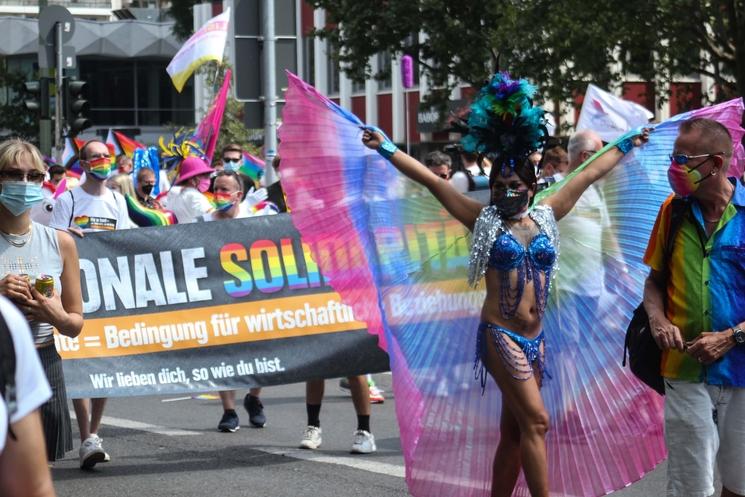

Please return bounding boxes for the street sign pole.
[261,0,278,184]
[55,22,63,151]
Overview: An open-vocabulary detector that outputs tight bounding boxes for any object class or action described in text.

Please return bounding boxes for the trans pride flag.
[279,70,744,497]
[106,129,145,158]
[61,136,86,173]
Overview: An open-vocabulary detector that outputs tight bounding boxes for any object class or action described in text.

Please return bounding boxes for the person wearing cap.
[165,156,215,223]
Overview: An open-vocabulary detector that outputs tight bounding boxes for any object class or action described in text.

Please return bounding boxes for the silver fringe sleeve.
[467,206,505,287]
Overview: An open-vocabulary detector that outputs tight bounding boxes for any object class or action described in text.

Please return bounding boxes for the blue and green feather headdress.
[461,72,548,176]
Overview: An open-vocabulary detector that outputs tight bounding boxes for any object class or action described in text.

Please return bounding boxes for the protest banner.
[60,202,476,398]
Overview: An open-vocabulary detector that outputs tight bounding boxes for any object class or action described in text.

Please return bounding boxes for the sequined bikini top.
[468,204,560,319]
[489,232,556,272]
[469,204,559,284]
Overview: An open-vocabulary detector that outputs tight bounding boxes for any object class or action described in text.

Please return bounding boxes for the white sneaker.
[350,430,376,454]
[79,434,109,469]
[299,425,322,449]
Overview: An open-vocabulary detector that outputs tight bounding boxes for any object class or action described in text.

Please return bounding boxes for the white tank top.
[0,222,63,346]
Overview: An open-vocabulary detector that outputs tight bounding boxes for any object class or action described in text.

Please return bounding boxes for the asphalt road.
[51,374,677,497]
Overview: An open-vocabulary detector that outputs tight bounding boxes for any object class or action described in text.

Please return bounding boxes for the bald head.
[679,118,733,168]
[567,130,603,172]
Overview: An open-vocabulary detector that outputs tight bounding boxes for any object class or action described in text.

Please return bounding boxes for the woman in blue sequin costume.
[362,73,648,497]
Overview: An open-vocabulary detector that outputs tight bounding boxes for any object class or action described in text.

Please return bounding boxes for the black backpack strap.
[0,309,17,440]
[68,189,76,228]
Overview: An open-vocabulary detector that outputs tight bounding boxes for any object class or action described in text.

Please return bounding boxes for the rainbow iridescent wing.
[279,72,742,497]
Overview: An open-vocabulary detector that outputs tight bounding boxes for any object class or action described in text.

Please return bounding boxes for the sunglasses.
[669,153,721,170]
[0,170,46,183]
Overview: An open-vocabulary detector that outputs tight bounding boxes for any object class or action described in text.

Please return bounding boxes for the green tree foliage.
[0,62,39,141]
[656,0,745,99]
[311,0,743,113]
[168,0,200,41]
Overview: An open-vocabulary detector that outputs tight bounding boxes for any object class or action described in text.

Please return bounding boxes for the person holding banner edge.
[197,170,269,431]
[362,73,648,497]
[50,139,130,469]
[0,138,84,465]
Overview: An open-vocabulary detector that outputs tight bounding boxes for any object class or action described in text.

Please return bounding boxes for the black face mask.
[141,184,154,196]
[492,187,529,218]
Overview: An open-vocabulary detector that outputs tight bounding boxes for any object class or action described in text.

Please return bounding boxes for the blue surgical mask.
[223,160,241,172]
[0,181,44,216]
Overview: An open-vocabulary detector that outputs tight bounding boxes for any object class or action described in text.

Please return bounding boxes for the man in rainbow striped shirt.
[643,117,745,497]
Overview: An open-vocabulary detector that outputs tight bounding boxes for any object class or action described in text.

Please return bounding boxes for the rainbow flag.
[239,152,264,182]
[125,194,177,227]
[106,129,145,158]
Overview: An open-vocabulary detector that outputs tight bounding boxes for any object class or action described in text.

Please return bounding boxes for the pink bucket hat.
[176,156,213,185]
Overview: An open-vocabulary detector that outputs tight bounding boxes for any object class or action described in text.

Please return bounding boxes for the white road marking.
[70,412,201,436]
[256,446,405,478]
[160,396,193,403]
[69,412,406,478]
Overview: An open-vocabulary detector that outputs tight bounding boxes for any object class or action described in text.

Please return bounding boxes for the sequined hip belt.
[474,322,549,393]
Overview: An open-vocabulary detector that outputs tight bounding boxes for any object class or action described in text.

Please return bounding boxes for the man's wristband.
[377,139,399,161]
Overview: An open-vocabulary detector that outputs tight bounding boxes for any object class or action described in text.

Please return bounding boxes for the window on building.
[327,50,340,95]
[302,36,315,86]
[136,61,193,125]
[79,59,194,127]
[377,51,392,91]
[352,78,365,94]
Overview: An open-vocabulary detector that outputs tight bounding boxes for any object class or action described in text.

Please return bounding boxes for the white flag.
[576,84,654,141]
[166,8,231,92]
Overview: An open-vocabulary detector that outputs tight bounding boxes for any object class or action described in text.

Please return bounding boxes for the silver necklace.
[0,227,33,248]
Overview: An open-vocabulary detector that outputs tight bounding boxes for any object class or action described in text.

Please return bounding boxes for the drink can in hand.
[34,275,54,297]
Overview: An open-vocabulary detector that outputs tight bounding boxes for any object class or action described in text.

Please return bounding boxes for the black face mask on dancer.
[491,187,529,218]
[141,184,154,196]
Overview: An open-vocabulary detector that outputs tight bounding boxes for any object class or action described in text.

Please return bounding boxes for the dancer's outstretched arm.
[540,129,650,221]
[362,129,482,231]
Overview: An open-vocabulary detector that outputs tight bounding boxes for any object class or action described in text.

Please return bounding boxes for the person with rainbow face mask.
[644,118,745,497]
[49,138,130,470]
[0,138,84,466]
[200,170,245,221]
[193,170,272,432]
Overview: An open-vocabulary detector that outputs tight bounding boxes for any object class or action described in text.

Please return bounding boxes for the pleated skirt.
[37,343,73,461]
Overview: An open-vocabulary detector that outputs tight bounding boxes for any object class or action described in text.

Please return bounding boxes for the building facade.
[0,0,190,145]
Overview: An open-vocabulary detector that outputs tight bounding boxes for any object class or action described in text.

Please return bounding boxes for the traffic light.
[63,78,91,136]
[23,78,50,119]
